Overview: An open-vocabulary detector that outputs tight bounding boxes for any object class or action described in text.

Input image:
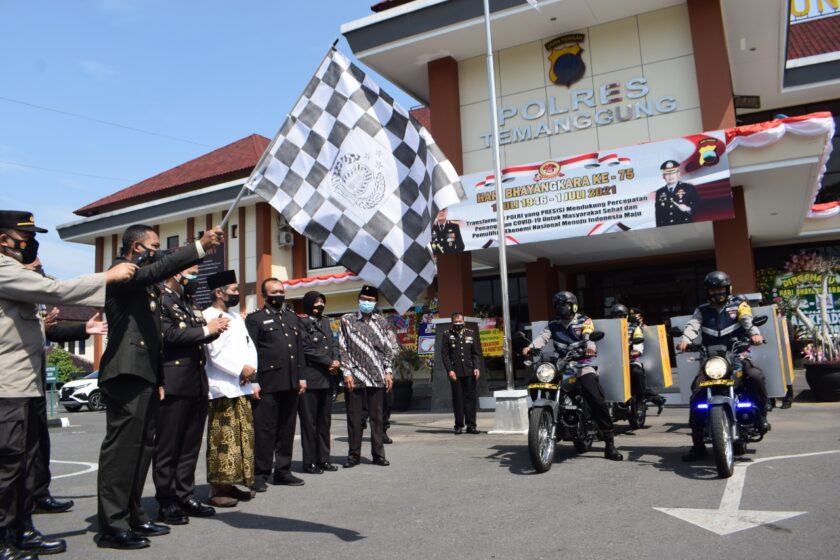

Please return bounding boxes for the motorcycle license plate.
[528,383,558,390]
[698,379,735,388]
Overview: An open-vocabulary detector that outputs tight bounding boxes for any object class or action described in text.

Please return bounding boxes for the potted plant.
[391,347,422,410]
[773,250,840,401]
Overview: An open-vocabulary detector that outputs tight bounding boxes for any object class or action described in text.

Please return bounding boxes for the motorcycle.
[670,315,768,478]
[519,331,605,473]
[609,335,654,430]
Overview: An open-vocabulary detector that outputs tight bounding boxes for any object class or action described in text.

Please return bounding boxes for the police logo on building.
[546,33,586,87]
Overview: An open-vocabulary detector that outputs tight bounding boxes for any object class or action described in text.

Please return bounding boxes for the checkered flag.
[245,47,465,313]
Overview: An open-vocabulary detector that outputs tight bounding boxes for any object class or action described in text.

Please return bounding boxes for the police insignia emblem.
[545,34,586,87]
[331,152,386,210]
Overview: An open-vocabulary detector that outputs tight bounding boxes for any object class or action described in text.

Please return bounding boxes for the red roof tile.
[787,15,840,60]
[75,134,270,216]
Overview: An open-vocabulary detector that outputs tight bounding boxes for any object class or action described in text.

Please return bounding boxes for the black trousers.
[345,387,385,461]
[450,375,477,429]
[153,395,207,507]
[361,389,393,430]
[252,390,298,482]
[0,398,39,534]
[97,377,157,534]
[298,389,331,465]
[688,359,768,436]
[579,373,614,432]
[32,395,51,501]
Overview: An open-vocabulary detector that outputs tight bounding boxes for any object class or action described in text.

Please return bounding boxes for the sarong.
[206,396,254,486]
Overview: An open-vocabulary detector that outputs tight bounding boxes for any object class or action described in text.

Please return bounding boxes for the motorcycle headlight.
[703,356,729,380]
[535,363,557,383]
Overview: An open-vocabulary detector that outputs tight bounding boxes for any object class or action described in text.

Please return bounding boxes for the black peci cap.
[0,210,48,233]
[207,270,237,291]
[359,285,379,299]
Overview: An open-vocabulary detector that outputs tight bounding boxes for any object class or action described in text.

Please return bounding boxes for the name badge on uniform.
[465,337,474,343]
[263,319,274,324]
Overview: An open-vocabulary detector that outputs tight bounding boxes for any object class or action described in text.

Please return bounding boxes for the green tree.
[46,347,84,383]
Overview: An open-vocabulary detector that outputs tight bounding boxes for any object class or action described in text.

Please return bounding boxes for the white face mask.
[359,300,376,314]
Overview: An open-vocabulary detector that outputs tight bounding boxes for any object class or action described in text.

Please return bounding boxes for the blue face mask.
[359,300,376,314]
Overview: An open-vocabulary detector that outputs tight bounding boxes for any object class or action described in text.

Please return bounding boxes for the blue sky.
[0,0,417,278]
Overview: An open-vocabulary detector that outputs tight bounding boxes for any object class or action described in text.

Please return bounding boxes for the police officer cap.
[360,285,378,299]
[0,210,48,233]
[610,303,629,318]
[660,160,680,173]
[207,270,237,291]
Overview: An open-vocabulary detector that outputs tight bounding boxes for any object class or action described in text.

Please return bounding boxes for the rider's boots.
[758,412,771,434]
[602,431,624,461]
[681,431,708,461]
[647,394,666,415]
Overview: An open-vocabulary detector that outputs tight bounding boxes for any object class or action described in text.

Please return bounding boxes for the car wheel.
[64,404,82,412]
[87,391,106,411]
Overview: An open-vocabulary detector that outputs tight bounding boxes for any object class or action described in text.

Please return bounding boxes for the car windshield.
[85,371,99,380]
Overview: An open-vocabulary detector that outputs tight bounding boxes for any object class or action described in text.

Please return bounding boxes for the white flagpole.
[483,0,515,391]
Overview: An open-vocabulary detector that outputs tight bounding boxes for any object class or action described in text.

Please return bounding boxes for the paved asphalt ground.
[39,393,839,560]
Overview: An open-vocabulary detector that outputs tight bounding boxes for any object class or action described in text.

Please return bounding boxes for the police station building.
[58,0,839,371]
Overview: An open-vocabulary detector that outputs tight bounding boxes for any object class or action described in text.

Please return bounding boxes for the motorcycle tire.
[710,406,735,478]
[528,408,556,473]
[629,396,647,430]
[573,437,592,454]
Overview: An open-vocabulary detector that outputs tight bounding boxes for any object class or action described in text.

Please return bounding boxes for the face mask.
[267,295,285,309]
[134,244,161,267]
[359,300,376,314]
[8,236,39,265]
[180,274,199,296]
[311,303,325,317]
[453,322,465,330]
[224,294,240,309]
[709,291,727,305]
[555,304,573,320]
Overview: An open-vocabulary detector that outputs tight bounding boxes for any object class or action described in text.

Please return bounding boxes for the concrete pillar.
[713,187,756,293]
[526,258,558,322]
[687,0,736,131]
[255,202,273,307]
[238,206,247,313]
[291,231,308,280]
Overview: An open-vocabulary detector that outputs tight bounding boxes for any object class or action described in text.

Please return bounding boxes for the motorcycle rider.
[609,304,665,414]
[677,270,768,461]
[524,291,624,461]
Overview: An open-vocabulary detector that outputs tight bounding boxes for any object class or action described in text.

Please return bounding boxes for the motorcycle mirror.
[667,326,683,337]
[589,331,605,342]
[753,315,768,327]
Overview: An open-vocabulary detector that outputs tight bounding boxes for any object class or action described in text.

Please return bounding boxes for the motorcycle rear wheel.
[528,408,556,473]
[710,406,735,478]
[629,396,647,429]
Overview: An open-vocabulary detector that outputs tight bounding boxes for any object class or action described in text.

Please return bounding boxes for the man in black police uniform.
[95,224,222,550]
[245,278,305,491]
[298,291,340,474]
[431,208,465,255]
[441,312,482,434]
[153,264,228,525]
[654,160,700,227]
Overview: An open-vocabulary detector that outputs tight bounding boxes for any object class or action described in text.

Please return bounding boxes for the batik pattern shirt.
[338,311,398,388]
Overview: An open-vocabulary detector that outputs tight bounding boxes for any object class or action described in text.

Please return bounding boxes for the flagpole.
[218,39,342,230]
[483,0,515,391]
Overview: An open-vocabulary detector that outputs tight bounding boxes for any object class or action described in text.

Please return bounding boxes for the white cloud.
[78,59,115,80]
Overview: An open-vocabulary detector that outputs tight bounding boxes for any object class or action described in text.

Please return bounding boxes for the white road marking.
[50,460,98,479]
[655,449,840,535]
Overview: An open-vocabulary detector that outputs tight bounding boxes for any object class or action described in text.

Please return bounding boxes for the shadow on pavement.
[485,444,577,475]
[212,511,365,541]
[622,444,758,480]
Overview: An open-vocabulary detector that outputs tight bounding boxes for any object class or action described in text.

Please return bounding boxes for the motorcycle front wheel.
[528,408,556,473]
[710,406,735,478]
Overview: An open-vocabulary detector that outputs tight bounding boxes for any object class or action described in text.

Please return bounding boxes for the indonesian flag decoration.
[245,47,466,313]
[725,112,836,218]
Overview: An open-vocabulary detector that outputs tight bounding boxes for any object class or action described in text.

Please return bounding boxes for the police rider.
[678,271,769,462]
[609,304,665,414]
[524,291,623,461]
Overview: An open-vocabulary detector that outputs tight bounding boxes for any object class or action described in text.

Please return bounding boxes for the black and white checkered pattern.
[245,48,465,313]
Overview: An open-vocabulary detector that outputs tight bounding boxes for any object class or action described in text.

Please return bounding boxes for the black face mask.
[311,303,325,317]
[14,236,39,265]
[224,294,240,309]
[555,304,573,320]
[134,244,161,267]
[453,322,465,331]
[266,295,285,309]
[181,277,199,297]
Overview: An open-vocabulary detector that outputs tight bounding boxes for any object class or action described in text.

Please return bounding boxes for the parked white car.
[59,371,105,412]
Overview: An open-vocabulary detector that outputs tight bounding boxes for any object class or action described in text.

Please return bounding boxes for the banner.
[431,131,732,255]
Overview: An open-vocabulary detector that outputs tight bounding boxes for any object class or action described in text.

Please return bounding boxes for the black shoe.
[95,531,150,550]
[604,446,624,461]
[454,427,463,434]
[34,496,74,514]
[273,473,305,486]
[226,486,254,501]
[303,463,323,474]
[383,433,394,444]
[17,529,67,555]
[180,497,215,518]
[250,480,268,493]
[129,522,170,537]
[343,458,360,468]
[681,445,709,462]
[158,504,188,525]
[0,543,37,560]
[466,427,480,434]
[372,457,390,466]
[318,462,338,472]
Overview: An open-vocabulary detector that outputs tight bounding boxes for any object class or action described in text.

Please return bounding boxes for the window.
[167,235,179,249]
[308,239,337,269]
[79,338,85,356]
[230,225,239,239]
